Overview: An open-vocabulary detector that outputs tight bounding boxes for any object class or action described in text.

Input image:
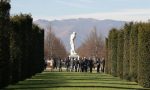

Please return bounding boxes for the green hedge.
[129,24,138,82]
[0,1,44,89]
[138,23,150,88]
[0,2,45,88]
[107,22,150,88]
[108,31,112,74]
[10,18,22,84]
[11,15,33,80]
[105,38,108,73]
[123,23,132,80]
[10,15,45,81]
[32,25,45,73]
[117,30,124,79]
[110,29,118,77]
[0,1,11,87]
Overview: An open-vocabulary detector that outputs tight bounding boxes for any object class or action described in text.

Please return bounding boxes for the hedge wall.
[110,29,118,77]
[105,38,108,74]
[117,30,124,79]
[123,23,132,80]
[0,1,11,87]
[138,23,150,88]
[108,30,112,74]
[0,1,45,88]
[107,22,150,88]
[129,24,138,82]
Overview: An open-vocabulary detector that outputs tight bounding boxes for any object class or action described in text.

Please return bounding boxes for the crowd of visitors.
[46,57,105,73]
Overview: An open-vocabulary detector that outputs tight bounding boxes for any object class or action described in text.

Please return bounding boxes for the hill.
[34,18,126,51]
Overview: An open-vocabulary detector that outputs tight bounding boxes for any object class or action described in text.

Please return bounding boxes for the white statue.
[70,32,77,55]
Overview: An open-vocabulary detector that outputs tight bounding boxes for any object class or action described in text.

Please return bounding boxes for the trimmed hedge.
[123,23,132,80]
[107,22,150,88]
[129,24,138,82]
[0,1,11,87]
[107,29,118,76]
[117,30,124,79]
[105,38,108,74]
[32,25,45,73]
[138,23,150,88]
[10,15,45,81]
[107,30,113,74]
[110,29,118,77]
[0,1,45,88]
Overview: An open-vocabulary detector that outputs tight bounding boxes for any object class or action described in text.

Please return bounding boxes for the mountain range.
[34,18,126,51]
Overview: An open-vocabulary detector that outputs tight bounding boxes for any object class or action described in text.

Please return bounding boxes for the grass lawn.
[5,70,149,90]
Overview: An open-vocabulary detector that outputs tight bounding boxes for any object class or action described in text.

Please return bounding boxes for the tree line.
[44,28,68,60]
[0,1,44,88]
[105,22,150,88]
[77,27,105,58]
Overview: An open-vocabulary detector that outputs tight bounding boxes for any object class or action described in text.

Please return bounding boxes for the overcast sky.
[11,0,150,21]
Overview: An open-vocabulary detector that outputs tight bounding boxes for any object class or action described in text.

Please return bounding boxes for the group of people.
[46,57,105,73]
[65,57,105,73]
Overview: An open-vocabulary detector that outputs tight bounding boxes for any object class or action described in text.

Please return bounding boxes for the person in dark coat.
[53,58,57,70]
[65,57,70,72]
[96,58,101,73]
[74,58,79,72]
[80,58,84,72]
[78,58,82,72]
[89,57,93,73]
[84,57,88,72]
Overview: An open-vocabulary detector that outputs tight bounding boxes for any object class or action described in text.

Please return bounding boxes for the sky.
[11,0,150,21]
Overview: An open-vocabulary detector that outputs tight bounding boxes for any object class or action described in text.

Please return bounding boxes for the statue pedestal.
[69,54,79,60]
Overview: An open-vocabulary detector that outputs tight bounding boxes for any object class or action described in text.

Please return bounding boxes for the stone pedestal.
[69,54,79,60]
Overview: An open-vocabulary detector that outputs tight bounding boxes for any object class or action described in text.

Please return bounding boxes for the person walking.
[89,57,93,73]
[65,57,70,72]
[84,57,88,72]
[58,58,62,72]
[96,58,101,73]
[101,57,105,72]
[80,58,84,72]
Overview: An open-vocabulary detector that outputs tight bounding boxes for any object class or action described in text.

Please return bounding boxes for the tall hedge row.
[110,29,118,77]
[106,22,150,88]
[107,30,112,74]
[123,23,132,80]
[138,23,150,88]
[106,29,118,76]
[0,1,45,89]
[105,38,108,74]
[129,24,138,82]
[0,1,11,87]
[117,30,124,79]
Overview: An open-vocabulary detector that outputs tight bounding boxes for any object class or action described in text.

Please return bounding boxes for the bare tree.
[77,27,105,58]
[44,27,67,59]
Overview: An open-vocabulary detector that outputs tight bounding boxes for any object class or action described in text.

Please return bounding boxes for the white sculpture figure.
[70,32,77,55]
